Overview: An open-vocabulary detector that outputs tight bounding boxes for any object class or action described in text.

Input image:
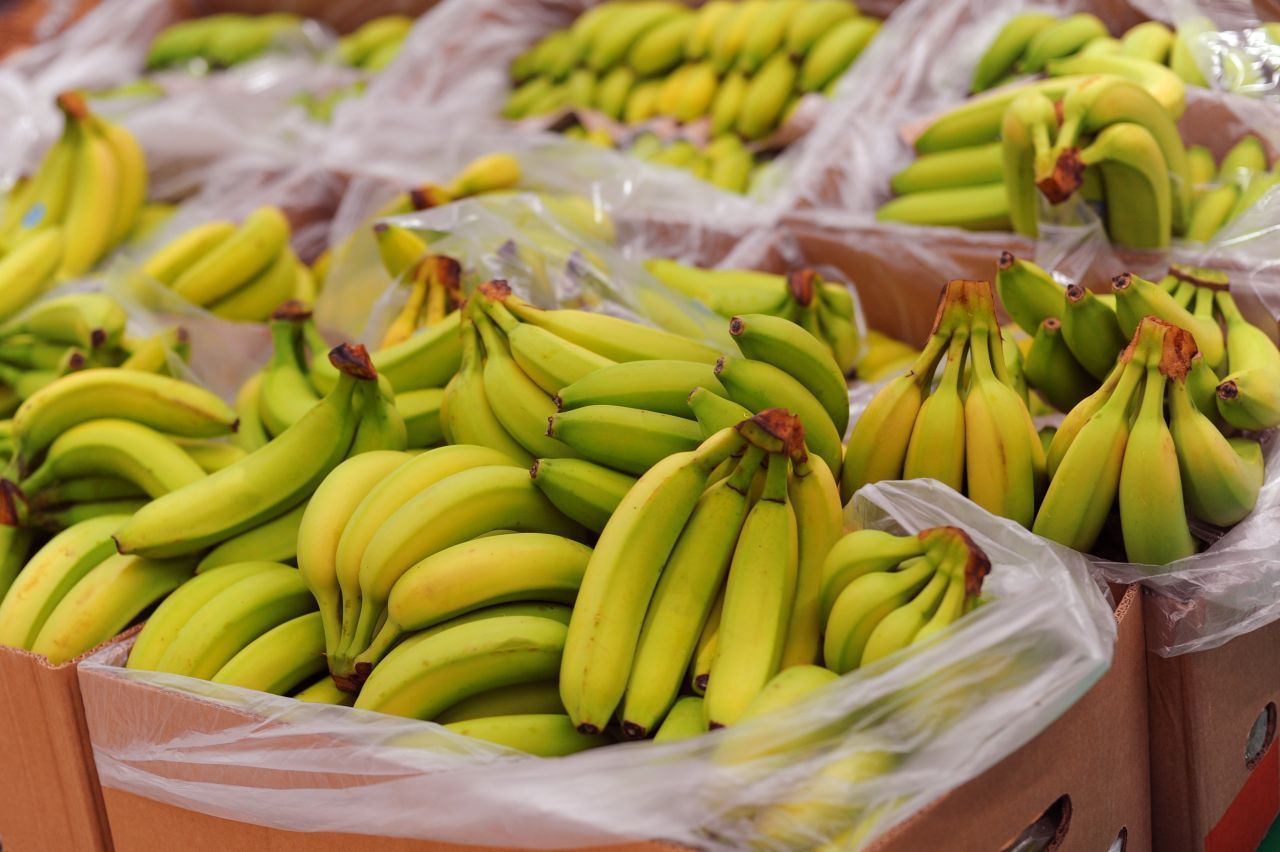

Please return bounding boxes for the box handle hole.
[1245,702,1276,770]
[1001,794,1071,852]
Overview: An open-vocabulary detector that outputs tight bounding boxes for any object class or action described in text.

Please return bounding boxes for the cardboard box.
[0,641,119,852]
[1146,591,1280,852]
[869,584,1150,852]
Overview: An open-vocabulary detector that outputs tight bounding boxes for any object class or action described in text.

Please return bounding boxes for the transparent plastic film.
[78,476,1112,849]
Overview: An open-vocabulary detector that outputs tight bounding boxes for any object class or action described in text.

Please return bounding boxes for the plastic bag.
[78,478,1113,850]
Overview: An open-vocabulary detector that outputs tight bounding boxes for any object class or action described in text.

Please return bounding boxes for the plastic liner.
[790,0,1280,243]
[78,477,1113,850]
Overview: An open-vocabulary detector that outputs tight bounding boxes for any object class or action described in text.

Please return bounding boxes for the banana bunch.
[843,278,1045,526]
[881,72,1193,248]
[644,259,862,374]
[337,15,415,73]
[373,226,463,348]
[999,254,1280,429]
[146,13,304,71]
[503,0,877,193]
[1186,135,1280,242]
[1,93,147,282]
[625,133,759,194]
[1034,315,1266,564]
[974,13,1275,98]
[137,205,313,322]
[821,526,989,674]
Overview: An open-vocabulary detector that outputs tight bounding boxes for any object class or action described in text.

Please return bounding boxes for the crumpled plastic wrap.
[77,477,1114,850]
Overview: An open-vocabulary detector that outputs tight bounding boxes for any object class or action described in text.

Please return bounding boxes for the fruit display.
[503,0,880,193]
[1185,135,1280,241]
[971,13,1280,98]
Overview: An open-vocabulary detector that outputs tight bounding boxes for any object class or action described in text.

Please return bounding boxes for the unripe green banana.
[730,313,850,436]
[799,15,879,92]
[875,182,1012,230]
[824,555,934,674]
[1169,373,1262,528]
[890,142,1004,195]
[441,323,534,464]
[1215,289,1280,430]
[781,452,844,668]
[530,457,635,534]
[1061,284,1126,380]
[587,2,685,73]
[738,52,797,139]
[595,66,637,119]
[1023,317,1097,413]
[0,227,64,322]
[1121,21,1174,63]
[788,0,858,57]
[628,13,693,76]
[1112,272,1223,369]
[548,404,703,475]
[738,0,803,73]
[901,333,967,492]
[970,12,1057,92]
[555,359,721,417]
[1022,14,1108,73]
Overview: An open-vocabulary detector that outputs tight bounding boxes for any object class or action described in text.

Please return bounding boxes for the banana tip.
[728,317,746,337]
[576,722,600,736]
[545,415,556,438]
[1064,284,1086,303]
[529,460,541,479]
[90,329,107,348]
[1111,273,1132,292]
[1217,379,1239,401]
[997,251,1015,270]
[620,721,646,740]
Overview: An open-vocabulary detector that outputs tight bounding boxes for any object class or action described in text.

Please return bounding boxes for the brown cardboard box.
[0,642,117,852]
[869,584,1150,852]
[1145,592,1280,852]
[80,585,1140,852]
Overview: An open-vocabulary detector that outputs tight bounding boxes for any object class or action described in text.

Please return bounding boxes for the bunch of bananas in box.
[0,293,190,423]
[146,13,305,71]
[644,258,862,375]
[998,254,1280,433]
[972,13,1280,98]
[878,41,1207,247]
[1185,135,1279,242]
[336,15,415,72]
[0,93,147,296]
[0,340,417,665]
[135,206,315,322]
[503,0,879,193]
[1034,315,1267,564]
[845,278,1046,526]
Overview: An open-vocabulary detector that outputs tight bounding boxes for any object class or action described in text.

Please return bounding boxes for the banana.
[738,0,802,73]
[1022,14,1108,73]
[901,332,967,492]
[340,15,413,67]
[0,525,32,604]
[140,221,237,286]
[195,500,308,573]
[565,68,597,109]
[709,71,749,137]
[914,76,1087,154]
[295,450,408,659]
[92,116,146,246]
[704,455,797,728]
[970,12,1057,92]
[587,2,684,73]
[730,313,849,436]
[232,372,269,452]
[687,386,752,438]
[113,345,372,558]
[824,555,934,674]
[1,126,75,239]
[891,143,1004,195]
[345,465,584,670]
[503,293,722,364]
[445,153,522,201]
[673,61,717,122]
[441,322,533,464]
[548,404,703,475]
[208,248,299,323]
[373,223,427,282]
[628,13,693,76]
[716,356,842,476]
[474,285,612,395]
[443,714,608,756]
[820,529,927,624]
[1023,318,1097,412]
[1045,53,1185,120]
[561,426,744,733]
[656,66,691,117]
[350,378,407,455]
[357,533,590,671]
[1187,144,1216,194]
[963,314,1043,527]
[2,291,126,351]
[781,451,844,668]
[171,206,290,307]
[0,514,127,649]
[149,566,316,678]
[127,560,285,670]
[788,0,858,57]
[653,695,707,742]
[799,15,878,93]
[292,676,354,705]
[1227,170,1280,224]
[331,444,519,660]
[1078,121,1172,248]
[1170,371,1262,527]
[436,680,564,724]
[841,321,951,503]
[689,588,723,696]
[1034,328,1149,551]
[396,388,445,448]
[1121,21,1173,63]
[119,327,191,376]
[1112,272,1224,370]
[1215,290,1280,431]
[623,79,663,123]
[58,104,121,277]
[860,561,951,667]
[211,611,326,695]
[875,182,1012,230]
[19,418,206,499]
[0,227,63,321]
[29,476,144,509]
[643,259,790,318]
[356,614,568,720]
[686,0,734,58]
[1219,135,1268,186]
[30,552,194,665]
[711,0,768,73]
[530,457,635,534]
[473,309,579,459]
[737,52,796,139]
[180,438,248,475]
[1119,345,1197,565]
[555,359,721,417]
[999,89,1058,238]
[595,66,637,119]
[621,446,764,738]
[1061,284,1126,380]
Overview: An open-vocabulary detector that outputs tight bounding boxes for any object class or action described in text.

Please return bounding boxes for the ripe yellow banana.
[824,555,934,674]
[443,714,609,756]
[211,611,326,695]
[0,227,64,321]
[653,695,707,742]
[435,680,564,724]
[902,332,967,492]
[548,404,703,475]
[140,221,237,286]
[441,321,535,464]
[58,103,121,277]
[195,497,307,573]
[799,15,879,93]
[819,528,927,623]
[780,451,843,668]
[171,206,290,307]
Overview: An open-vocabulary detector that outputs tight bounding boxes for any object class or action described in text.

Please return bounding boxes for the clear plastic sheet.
[78,478,1113,850]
